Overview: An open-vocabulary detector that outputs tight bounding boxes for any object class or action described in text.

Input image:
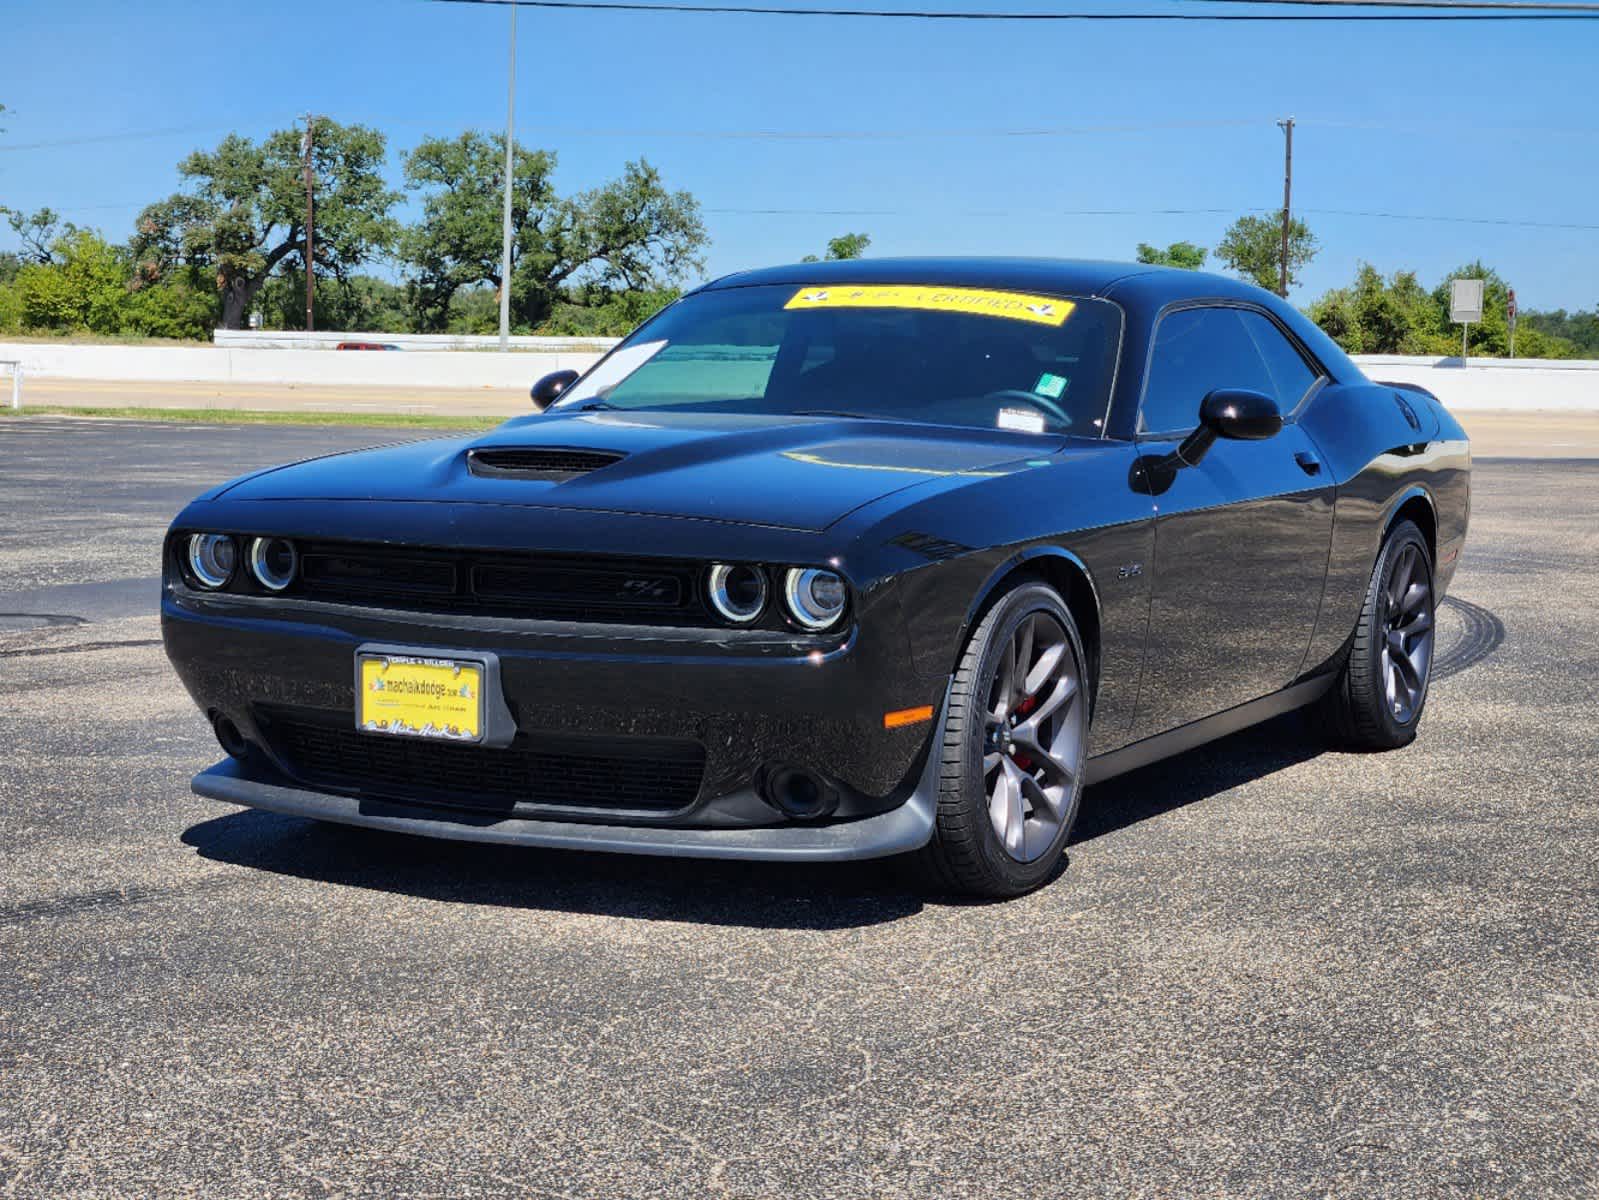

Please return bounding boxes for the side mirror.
[1173,388,1282,467]
[531,369,579,411]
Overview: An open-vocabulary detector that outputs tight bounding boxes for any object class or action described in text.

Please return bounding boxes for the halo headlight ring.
[185,533,238,590]
[249,537,299,592]
[707,563,768,624]
[783,567,848,631]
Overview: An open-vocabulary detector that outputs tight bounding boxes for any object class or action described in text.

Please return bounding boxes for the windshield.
[551,283,1124,436]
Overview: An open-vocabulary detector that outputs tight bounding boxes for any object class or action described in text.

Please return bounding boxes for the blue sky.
[3,0,1596,309]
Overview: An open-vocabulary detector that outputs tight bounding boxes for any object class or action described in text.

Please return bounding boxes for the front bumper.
[192,749,939,862]
[163,579,946,853]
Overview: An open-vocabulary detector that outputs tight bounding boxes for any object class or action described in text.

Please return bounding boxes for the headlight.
[186,533,237,589]
[249,537,298,592]
[783,567,848,631]
[707,563,768,624]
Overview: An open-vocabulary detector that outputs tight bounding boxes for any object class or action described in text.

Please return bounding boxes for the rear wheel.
[918,581,1090,898]
[1315,519,1437,749]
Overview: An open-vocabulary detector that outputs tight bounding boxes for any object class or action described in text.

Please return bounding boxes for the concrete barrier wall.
[3,340,1596,410]
[1350,355,1599,411]
[211,330,622,353]
[0,342,606,391]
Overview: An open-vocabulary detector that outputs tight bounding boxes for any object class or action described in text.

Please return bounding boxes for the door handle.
[1294,450,1322,476]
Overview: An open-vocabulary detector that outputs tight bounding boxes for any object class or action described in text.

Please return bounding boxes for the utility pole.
[1277,116,1294,298]
[301,114,316,333]
[498,2,518,351]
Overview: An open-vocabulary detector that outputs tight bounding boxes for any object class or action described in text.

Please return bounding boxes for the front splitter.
[192,755,937,864]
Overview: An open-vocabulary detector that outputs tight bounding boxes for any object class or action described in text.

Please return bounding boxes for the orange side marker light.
[883,705,935,730]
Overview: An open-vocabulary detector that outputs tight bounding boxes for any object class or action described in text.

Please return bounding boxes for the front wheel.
[917,581,1090,898]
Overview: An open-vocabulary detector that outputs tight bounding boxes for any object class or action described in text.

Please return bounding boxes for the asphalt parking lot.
[2,417,1596,1198]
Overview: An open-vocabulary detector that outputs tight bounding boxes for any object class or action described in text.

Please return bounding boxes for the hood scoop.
[467,446,626,481]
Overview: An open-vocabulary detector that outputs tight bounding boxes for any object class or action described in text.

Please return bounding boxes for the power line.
[522,119,1271,139]
[14,115,1599,155]
[33,197,1599,231]
[0,115,294,154]
[1181,0,1599,9]
[1301,207,1599,230]
[708,203,1599,230]
[0,117,1275,152]
[429,0,1599,17]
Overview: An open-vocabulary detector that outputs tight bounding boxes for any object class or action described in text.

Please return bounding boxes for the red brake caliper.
[1010,692,1039,770]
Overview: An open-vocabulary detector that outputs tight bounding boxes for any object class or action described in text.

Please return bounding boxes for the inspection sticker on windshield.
[786,285,1076,327]
[1034,372,1069,399]
[997,407,1047,434]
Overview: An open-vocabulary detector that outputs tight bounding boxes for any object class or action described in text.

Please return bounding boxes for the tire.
[916,581,1091,898]
[1314,519,1437,750]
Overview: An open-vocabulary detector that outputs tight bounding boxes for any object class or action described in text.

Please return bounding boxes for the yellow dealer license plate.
[357,653,484,742]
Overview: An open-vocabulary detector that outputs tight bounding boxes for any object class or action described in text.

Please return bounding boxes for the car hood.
[215,410,1061,532]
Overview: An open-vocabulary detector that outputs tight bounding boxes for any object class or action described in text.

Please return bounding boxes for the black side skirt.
[1085,674,1335,786]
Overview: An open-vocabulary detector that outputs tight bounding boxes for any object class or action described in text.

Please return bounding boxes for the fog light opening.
[212,713,250,760]
[764,764,839,821]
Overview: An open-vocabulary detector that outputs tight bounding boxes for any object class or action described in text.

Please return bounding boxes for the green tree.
[1135,240,1206,270]
[256,270,410,332]
[539,287,680,337]
[132,118,400,329]
[2,206,76,264]
[1307,264,1451,355]
[13,229,128,330]
[7,228,216,339]
[1522,307,1599,357]
[1216,211,1317,294]
[801,232,871,263]
[1306,261,1585,360]
[401,133,705,332]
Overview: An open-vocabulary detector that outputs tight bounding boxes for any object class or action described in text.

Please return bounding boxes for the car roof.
[699,257,1270,305]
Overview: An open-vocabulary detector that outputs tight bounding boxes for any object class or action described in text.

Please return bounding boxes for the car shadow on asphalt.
[181,809,928,930]
[1071,712,1325,846]
[180,714,1333,929]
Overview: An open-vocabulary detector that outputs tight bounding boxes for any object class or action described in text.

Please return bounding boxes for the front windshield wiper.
[567,399,616,412]
[792,409,876,420]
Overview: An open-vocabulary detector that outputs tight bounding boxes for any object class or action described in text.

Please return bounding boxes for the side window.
[1238,310,1320,411]
[1139,307,1274,434]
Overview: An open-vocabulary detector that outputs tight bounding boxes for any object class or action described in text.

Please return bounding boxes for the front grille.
[467,447,625,480]
[264,713,705,813]
[290,541,700,622]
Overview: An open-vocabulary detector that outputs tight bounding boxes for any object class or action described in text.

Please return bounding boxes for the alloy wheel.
[1381,542,1435,725]
[982,611,1088,863]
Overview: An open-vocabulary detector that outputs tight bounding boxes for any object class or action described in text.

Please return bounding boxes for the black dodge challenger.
[163,259,1469,897]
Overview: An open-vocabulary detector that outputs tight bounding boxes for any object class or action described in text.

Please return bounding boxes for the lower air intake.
[264,713,705,814]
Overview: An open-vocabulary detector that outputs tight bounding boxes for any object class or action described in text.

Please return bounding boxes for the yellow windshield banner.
[785,284,1075,327]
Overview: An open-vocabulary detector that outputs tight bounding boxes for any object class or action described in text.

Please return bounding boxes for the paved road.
[22,377,533,417]
[1,419,1596,1198]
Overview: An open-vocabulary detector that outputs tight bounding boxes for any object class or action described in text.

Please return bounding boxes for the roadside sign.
[1450,278,1485,324]
[1507,288,1518,324]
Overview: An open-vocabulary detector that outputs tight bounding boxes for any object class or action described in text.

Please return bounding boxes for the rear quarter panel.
[1297,383,1471,675]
